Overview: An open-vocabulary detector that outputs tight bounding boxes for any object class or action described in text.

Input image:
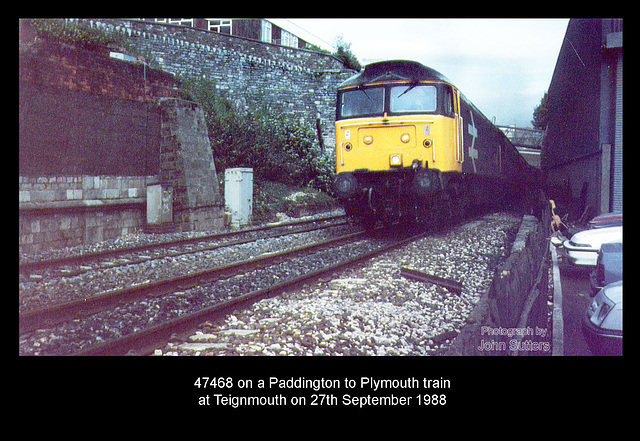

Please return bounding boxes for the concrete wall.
[542,18,623,218]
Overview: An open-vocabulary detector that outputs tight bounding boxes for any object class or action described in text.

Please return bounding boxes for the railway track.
[74,228,430,356]
[164,211,523,356]
[18,228,367,335]
[18,213,350,313]
[19,213,347,276]
[19,211,523,356]
[18,216,432,356]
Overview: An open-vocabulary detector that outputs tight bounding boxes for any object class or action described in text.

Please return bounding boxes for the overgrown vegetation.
[29,19,341,197]
[532,91,549,130]
[306,35,362,72]
[30,19,126,50]
[332,36,362,71]
[179,75,336,194]
[28,19,160,68]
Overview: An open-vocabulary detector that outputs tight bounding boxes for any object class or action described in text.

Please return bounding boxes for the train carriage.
[333,60,537,225]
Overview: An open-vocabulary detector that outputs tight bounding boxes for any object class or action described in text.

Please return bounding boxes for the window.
[207,19,232,35]
[340,87,385,118]
[444,86,454,116]
[162,19,195,27]
[279,30,298,48]
[390,85,437,113]
[261,20,272,43]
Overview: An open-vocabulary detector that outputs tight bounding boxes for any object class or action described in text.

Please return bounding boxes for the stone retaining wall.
[19,175,158,254]
[158,98,224,233]
[448,206,553,356]
[67,18,356,147]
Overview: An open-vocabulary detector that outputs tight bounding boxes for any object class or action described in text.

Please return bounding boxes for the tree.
[333,35,362,71]
[532,91,549,130]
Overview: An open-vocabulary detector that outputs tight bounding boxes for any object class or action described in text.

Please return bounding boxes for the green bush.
[333,36,362,72]
[30,19,127,51]
[28,19,160,68]
[179,76,335,193]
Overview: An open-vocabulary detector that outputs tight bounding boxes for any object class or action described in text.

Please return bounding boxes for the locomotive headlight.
[389,154,402,166]
[363,135,373,145]
[401,133,411,143]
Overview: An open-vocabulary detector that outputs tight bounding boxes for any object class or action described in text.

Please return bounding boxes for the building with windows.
[150,19,310,49]
[542,18,622,218]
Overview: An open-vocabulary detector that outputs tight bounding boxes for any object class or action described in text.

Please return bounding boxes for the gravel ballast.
[18,211,523,356]
[18,212,354,314]
[157,211,522,356]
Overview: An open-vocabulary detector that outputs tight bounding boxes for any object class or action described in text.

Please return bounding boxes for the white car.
[562,226,622,267]
[582,280,623,356]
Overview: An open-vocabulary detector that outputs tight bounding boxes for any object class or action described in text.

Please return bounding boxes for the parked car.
[588,212,622,229]
[582,280,622,356]
[551,212,623,246]
[590,242,622,294]
[562,226,622,267]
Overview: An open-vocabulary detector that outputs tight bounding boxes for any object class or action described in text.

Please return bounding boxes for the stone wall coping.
[19,198,146,212]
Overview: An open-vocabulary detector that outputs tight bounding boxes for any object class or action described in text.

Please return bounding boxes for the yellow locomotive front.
[333,60,465,224]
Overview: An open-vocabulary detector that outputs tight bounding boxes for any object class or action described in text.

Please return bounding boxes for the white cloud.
[279,18,568,127]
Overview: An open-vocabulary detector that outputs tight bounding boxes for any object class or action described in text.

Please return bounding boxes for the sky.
[269,19,569,128]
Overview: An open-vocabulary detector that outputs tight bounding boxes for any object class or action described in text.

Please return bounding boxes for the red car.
[588,212,622,229]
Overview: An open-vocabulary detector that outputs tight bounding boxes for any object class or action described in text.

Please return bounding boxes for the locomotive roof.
[338,60,452,88]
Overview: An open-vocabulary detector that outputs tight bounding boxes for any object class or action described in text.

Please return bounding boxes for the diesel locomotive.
[332,60,538,225]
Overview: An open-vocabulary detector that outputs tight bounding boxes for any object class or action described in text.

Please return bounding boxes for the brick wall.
[19,37,179,177]
[18,18,354,254]
[18,96,226,253]
[19,36,178,102]
[19,25,177,254]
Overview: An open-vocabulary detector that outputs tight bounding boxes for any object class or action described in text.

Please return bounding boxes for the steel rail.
[399,267,463,296]
[19,213,346,274]
[18,228,366,335]
[22,217,348,280]
[73,229,429,356]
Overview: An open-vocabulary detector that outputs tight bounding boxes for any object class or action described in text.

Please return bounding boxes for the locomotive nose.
[333,172,361,199]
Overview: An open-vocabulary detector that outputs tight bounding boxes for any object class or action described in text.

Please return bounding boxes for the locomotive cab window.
[390,85,437,114]
[444,86,455,117]
[340,87,385,118]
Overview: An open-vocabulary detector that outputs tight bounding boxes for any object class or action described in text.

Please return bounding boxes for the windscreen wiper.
[396,82,418,98]
[358,85,374,104]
